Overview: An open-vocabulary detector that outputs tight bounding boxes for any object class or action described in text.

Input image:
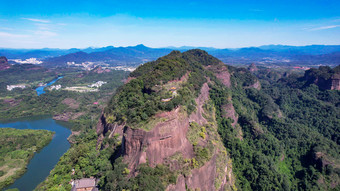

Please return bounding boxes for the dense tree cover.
[304,65,340,83]
[104,50,219,127]
[36,129,118,190]
[100,158,176,191]
[209,65,340,191]
[0,128,54,189]
[37,128,176,191]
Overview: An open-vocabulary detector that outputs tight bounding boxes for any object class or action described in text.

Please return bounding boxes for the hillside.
[97,49,236,190]
[37,50,340,191]
[98,50,340,190]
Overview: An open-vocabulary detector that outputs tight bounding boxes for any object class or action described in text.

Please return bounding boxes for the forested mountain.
[2,45,340,68]
[37,50,339,191]
[43,44,173,67]
[43,45,340,67]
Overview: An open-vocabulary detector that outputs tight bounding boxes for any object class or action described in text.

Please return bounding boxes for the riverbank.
[0,118,71,191]
[0,128,54,190]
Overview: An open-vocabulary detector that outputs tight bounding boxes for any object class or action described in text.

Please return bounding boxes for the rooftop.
[71,178,97,190]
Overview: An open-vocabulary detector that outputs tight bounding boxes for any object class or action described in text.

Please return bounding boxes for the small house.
[71,178,98,191]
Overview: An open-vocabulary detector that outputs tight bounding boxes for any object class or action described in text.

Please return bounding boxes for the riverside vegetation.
[0,63,128,188]
[0,128,54,189]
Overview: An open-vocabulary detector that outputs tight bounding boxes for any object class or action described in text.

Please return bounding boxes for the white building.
[88,81,107,88]
[7,85,26,91]
[10,58,42,65]
[50,85,62,90]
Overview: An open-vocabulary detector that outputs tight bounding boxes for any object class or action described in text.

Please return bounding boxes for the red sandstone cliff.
[0,56,10,71]
[330,73,340,90]
[97,82,236,190]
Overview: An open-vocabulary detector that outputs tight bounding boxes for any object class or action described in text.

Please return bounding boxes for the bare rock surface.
[0,56,10,71]
[96,77,236,190]
[205,64,231,88]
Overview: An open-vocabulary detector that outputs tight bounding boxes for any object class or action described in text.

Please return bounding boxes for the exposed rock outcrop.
[0,56,10,71]
[53,112,84,121]
[97,82,236,190]
[95,50,238,190]
[222,100,243,140]
[248,79,261,90]
[61,98,79,109]
[303,65,340,90]
[222,101,238,127]
[248,63,258,73]
[205,64,231,88]
[91,66,110,74]
[330,73,340,90]
[123,83,211,172]
[123,107,194,171]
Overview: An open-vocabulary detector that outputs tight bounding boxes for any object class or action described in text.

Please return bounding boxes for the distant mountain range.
[1,44,340,67]
[43,45,173,67]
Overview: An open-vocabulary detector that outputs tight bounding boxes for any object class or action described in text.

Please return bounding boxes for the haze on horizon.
[1,0,340,49]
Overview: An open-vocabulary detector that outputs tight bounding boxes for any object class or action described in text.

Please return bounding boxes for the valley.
[1,1,340,190]
[0,48,339,191]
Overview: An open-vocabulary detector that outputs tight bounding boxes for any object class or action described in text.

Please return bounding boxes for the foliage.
[36,129,119,190]
[104,50,215,128]
[0,128,54,190]
[0,68,128,131]
[210,65,340,191]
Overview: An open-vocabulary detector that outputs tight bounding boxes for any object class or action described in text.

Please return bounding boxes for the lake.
[35,76,63,96]
[0,117,71,191]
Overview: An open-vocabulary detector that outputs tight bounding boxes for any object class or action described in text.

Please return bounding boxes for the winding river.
[35,76,63,96]
[0,116,71,191]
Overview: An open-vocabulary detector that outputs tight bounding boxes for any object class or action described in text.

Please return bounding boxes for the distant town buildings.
[88,81,107,88]
[7,85,26,91]
[66,60,136,72]
[111,66,135,72]
[50,84,62,90]
[10,58,43,65]
[293,66,310,70]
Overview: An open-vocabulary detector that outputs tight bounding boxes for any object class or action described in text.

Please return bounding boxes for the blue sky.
[0,0,340,48]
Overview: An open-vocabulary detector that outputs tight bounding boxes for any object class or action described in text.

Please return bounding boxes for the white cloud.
[34,30,57,37]
[34,23,50,30]
[0,27,14,31]
[0,31,29,38]
[22,18,50,23]
[309,25,340,31]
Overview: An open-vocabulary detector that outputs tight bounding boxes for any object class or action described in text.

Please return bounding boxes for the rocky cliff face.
[205,64,231,88]
[303,65,340,90]
[97,50,237,190]
[247,79,261,90]
[330,73,340,90]
[248,63,258,73]
[0,56,10,71]
[98,81,235,190]
[205,64,244,140]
